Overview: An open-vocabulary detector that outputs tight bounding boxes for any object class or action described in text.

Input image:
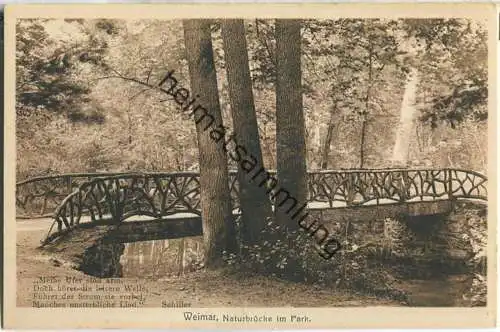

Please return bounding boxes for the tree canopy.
[16,18,488,179]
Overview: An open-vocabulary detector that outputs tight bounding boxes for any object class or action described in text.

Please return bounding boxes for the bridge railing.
[17,168,488,219]
[52,172,205,224]
[41,172,214,243]
[307,168,487,206]
[16,172,130,218]
[15,171,238,219]
[447,168,488,201]
[17,168,487,224]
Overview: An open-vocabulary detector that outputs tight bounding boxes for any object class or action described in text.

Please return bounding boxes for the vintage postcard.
[3,3,497,329]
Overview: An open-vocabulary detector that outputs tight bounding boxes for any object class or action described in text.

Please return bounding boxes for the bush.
[223,216,407,300]
[462,207,487,306]
[464,273,487,306]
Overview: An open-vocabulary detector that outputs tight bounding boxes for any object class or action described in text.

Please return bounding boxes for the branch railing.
[17,168,487,236]
[307,168,487,207]
[17,168,488,219]
[16,172,130,218]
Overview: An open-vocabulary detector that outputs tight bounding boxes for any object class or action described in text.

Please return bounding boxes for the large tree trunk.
[275,19,308,230]
[183,19,237,267]
[221,19,273,243]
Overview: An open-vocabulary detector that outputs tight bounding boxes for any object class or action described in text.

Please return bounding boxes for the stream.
[118,237,480,307]
[398,275,474,306]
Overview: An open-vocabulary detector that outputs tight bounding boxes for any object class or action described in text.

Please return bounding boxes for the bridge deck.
[31,197,455,225]
[31,198,471,245]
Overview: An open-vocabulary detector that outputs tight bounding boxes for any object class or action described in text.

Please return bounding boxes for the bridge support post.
[345,173,355,207]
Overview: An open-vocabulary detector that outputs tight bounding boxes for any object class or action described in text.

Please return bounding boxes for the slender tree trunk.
[320,103,337,169]
[126,107,133,145]
[275,19,308,230]
[183,19,237,267]
[221,19,273,243]
[392,69,419,167]
[360,41,373,169]
[177,238,185,276]
[360,118,367,168]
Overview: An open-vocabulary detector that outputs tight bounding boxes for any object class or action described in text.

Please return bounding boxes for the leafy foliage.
[405,19,488,127]
[223,216,407,300]
[16,19,113,123]
[16,18,487,178]
[461,207,487,306]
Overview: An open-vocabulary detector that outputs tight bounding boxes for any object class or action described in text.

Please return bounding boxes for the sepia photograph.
[4,3,496,329]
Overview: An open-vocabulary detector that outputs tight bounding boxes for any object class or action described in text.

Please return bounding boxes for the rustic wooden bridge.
[15,168,487,245]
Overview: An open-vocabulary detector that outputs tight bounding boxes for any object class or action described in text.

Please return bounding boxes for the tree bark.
[275,19,308,230]
[221,19,273,243]
[183,19,237,267]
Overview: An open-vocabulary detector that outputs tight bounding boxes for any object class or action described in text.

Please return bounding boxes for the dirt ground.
[16,220,402,308]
